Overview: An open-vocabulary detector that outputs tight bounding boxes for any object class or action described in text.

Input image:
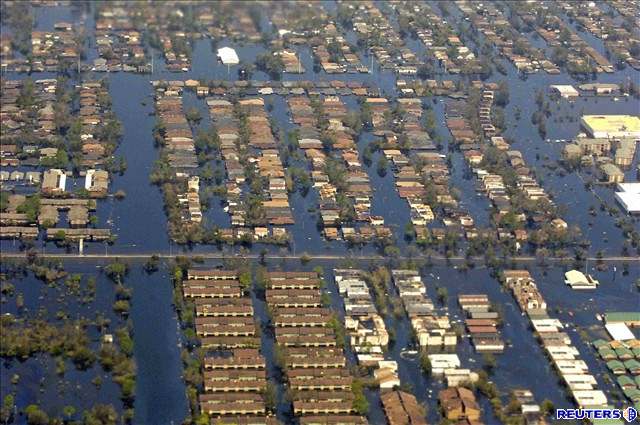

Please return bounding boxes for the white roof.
[564,270,598,288]
[572,390,608,408]
[550,84,579,96]
[217,47,239,65]
[562,374,597,385]
[617,182,640,192]
[428,353,460,367]
[565,270,587,284]
[615,182,640,213]
[605,322,635,341]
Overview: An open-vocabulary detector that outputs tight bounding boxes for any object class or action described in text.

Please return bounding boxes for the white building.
[217,47,239,65]
[550,84,579,99]
[615,182,640,214]
[564,270,599,289]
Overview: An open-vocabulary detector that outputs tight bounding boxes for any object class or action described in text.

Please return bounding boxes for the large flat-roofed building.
[580,115,640,139]
[615,183,640,214]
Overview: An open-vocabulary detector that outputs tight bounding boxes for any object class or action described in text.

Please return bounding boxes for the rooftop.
[581,115,640,136]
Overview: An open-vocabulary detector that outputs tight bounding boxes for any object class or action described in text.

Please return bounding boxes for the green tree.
[255,52,284,79]
[104,260,128,284]
[16,195,40,222]
[436,286,448,305]
[82,404,118,425]
[62,406,76,419]
[376,156,388,177]
[495,81,510,106]
[143,255,160,273]
[419,351,432,376]
[24,405,49,425]
[185,107,202,124]
[264,381,277,412]
[540,399,555,416]
[239,271,252,290]
[1,394,14,423]
[483,352,497,374]
[351,379,369,415]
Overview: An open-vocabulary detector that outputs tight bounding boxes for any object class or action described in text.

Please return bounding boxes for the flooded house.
[458,294,504,353]
[41,169,67,195]
[438,387,481,423]
[380,390,427,425]
[85,169,109,198]
[392,270,457,351]
[503,270,609,410]
[335,269,396,384]
[265,271,366,423]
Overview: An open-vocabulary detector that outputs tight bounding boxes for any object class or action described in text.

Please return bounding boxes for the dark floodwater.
[0,262,188,425]
[128,268,188,424]
[2,2,640,424]
[0,267,124,419]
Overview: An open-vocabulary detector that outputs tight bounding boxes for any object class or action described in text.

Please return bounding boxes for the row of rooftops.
[1,22,79,72]
[464,87,561,233]
[286,95,393,243]
[457,1,559,75]
[76,81,119,168]
[206,97,244,229]
[181,268,271,420]
[161,78,377,91]
[1,79,66,154]
[0,194,107,240]
[397,2,480,75]
[512,3,615,74]
[592,337,640,405]
[153,87,211,242]
[379,96,477,233]
[391,269,457,352]
[155,87,198,170]
[347,2,418,73]
[322,96,373,225]
[502,270,609,410]
[458,294,504,354]
[335,269,398,389]
[263,271,366,422]
[3,79,117,166]
[207,96,294,230]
